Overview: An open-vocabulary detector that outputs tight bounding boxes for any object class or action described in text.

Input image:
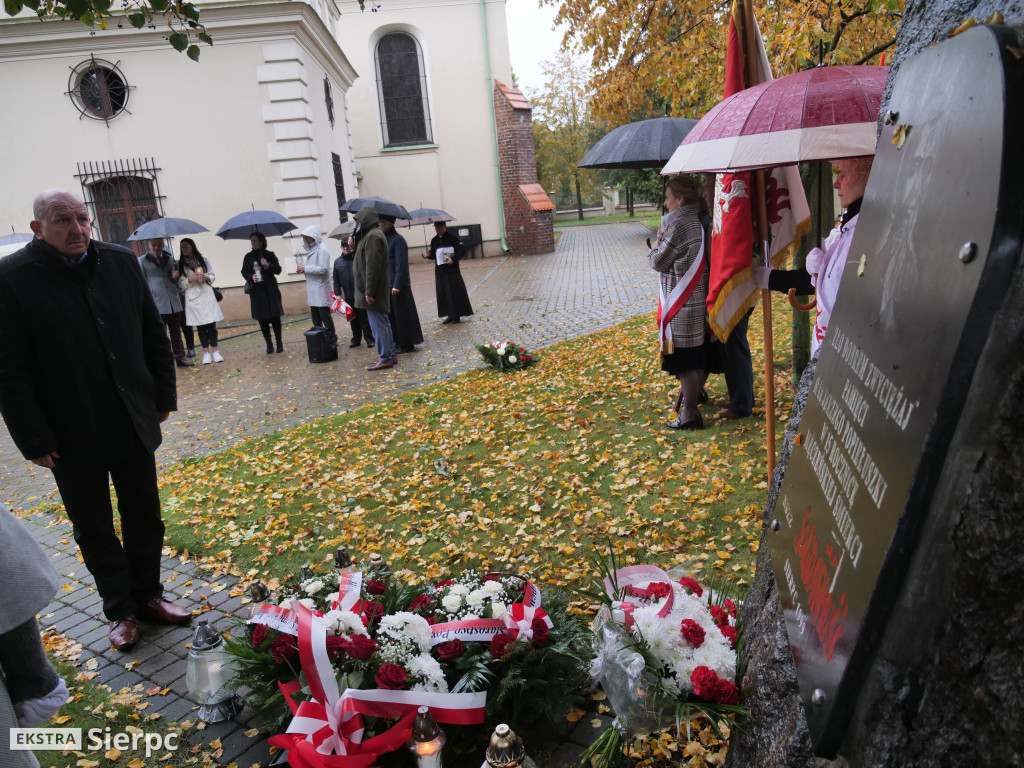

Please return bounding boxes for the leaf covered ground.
[159,309,796,597]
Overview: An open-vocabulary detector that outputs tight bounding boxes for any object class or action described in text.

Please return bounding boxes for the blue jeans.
[366,308,397,363]
[723,309,754,416]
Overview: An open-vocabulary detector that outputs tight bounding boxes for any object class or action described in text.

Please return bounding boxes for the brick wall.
[494,84,555,255]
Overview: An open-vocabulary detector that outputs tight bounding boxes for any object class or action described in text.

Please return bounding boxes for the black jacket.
[0,238,176,461]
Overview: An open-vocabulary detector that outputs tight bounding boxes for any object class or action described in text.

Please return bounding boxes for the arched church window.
[375,33,432,147]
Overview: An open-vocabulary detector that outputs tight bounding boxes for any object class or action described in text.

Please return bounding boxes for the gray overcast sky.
[504,0,566,95]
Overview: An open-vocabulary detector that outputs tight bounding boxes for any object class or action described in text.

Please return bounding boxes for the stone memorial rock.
[727,22,1024,768]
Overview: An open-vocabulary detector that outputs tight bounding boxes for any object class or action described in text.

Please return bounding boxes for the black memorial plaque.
[767,26,1023,755]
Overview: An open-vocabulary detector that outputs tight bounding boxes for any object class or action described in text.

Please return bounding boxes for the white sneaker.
[202,352,212,365]
[212,351,224,363]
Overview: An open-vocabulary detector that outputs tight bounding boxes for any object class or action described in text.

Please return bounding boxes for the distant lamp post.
[248,580,271,619]
[407,706,445,768]
[185,620,242,723]
[334,546,355,573]
[485,724,527,768]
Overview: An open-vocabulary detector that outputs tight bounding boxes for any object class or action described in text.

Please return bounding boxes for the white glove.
[805,247,824,276]
[15,678,69,728]
[752,264,772,289]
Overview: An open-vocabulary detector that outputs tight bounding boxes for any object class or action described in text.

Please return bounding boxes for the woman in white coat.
[177,238,225,364]
[296,224,336,344]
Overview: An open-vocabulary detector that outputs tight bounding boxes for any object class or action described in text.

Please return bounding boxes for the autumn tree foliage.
[528,51,607,216]
[3,0,211,59]
[545,0,905,126]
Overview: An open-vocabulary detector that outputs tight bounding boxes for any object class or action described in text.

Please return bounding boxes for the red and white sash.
[657,228,705,353]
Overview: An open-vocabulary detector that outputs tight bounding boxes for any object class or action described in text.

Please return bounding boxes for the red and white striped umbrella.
[663,65,888,174]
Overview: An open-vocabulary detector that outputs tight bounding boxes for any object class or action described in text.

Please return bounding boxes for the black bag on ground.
[304,327,337,363]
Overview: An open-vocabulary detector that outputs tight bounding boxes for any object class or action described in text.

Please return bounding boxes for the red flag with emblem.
[707,1,810,341]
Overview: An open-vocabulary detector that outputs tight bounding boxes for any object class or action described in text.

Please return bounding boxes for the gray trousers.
[366,308,397,363]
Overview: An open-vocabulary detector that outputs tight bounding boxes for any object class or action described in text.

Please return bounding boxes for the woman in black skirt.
[241,232,285,354]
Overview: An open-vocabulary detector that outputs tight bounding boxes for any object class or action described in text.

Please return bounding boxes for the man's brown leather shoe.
[109,617,139,650]
[137,598,192,625]
[366,361,394,371]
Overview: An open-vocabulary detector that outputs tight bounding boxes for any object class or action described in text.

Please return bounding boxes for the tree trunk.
[575,175,584,220]
[791,162,834,383]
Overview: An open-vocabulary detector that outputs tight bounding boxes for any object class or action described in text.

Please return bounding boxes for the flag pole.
[739,0,776,478]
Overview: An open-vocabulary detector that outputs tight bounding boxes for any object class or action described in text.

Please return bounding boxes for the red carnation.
[409,594,434,613]
[436,639,465,659]
[680,619,706,648]
[678,577,703,597]
[490,632,514,659]
[647,582,672,599]
[530,617,550,648]
[325,636,349,660]
[346,634,378,661]
[710,605,730,627]
[374,663,408,690]
[690,666,739,705]
[270,634,298,663]
[366,579,387,595]
[720,625,738,649]
[252,624,267,649]
[724,599,738,617]
[362,601,384,625]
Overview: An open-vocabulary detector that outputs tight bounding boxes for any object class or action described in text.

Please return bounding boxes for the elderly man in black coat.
[0,189,191,651]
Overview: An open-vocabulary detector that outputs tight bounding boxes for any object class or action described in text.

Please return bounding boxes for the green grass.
[157,310,794,596]
[555,210,661,230]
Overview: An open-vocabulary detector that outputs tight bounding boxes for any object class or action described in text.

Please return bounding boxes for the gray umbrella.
[396,207,455,227]
[126,217,209,242]
[339,196,411,220]
[577,116,699,170]
[0,232,33,246]
[216,210,297,240]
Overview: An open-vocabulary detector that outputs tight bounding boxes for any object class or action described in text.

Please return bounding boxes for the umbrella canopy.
[578,116,700,170]
[396,208,455,227]
[327,220,355,240]
[126,217,209,242]
[216,210,297,240]
[339,196,411,220]
[663,65,888,174]
[0,232,33,246]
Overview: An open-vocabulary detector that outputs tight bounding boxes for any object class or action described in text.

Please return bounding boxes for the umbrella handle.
[787,288,816,312]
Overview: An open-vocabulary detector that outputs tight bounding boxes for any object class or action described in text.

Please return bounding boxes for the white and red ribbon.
[604,565,675,619]
[429,578,544,646]
[501,603,552,640]
[248,604,299,635]
[269,601,486,768]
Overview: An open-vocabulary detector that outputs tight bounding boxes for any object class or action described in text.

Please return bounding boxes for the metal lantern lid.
[485,724,525,768]
[249,581,271,602]
[334,546,353,569]
[190,619,223,651]
[412,706,441,742]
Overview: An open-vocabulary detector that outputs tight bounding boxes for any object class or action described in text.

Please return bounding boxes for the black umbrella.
[216,210,297,240]
[577,116,699,170]
[339,196,411,220]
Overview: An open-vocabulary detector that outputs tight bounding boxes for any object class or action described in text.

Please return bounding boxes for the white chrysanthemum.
[482,581,503,597]
[497,345,507,355]
[303,579,325,596]
[323,609,365,637]
[491,602,507,620]
[379,612,433,654]
[408,654,449,693]
[466,589,486,608]
[449,584,470,597]
[508,356,517,364]
[441,594,463,613]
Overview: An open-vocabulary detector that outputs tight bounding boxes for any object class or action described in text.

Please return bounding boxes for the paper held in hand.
[436,246,455,266]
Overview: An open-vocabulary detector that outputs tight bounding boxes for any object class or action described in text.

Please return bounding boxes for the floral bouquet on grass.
[577,555,746,768]
[475,340,537,371]
[226,563,592,763]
